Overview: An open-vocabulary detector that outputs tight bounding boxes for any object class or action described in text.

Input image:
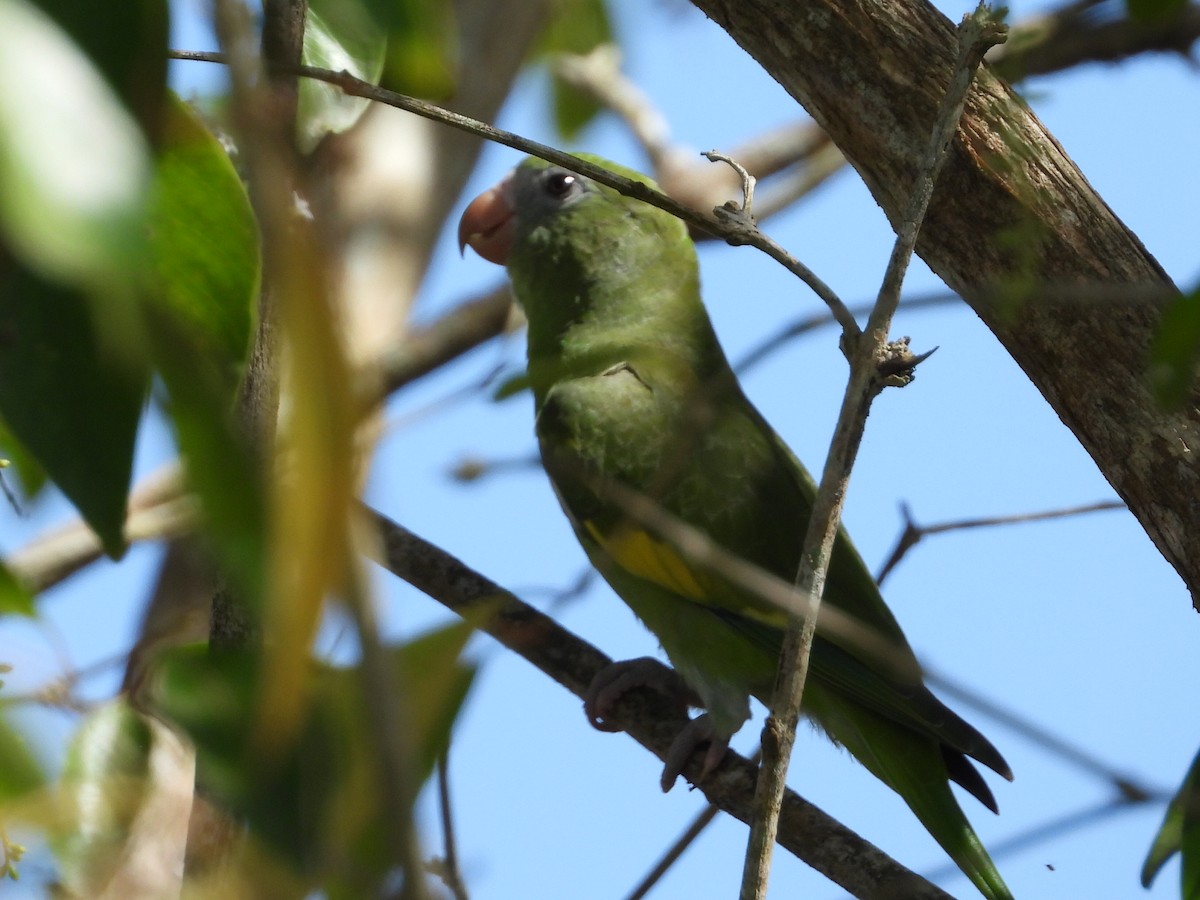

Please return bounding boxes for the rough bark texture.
[690,0,1200,605]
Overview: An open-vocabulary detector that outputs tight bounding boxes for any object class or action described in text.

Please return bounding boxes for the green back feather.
[501,154,1013,899]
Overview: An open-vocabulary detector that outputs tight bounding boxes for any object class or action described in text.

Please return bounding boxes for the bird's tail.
[806,688,1013,900]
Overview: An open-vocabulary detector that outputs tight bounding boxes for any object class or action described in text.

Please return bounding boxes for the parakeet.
[459,155,1013,900]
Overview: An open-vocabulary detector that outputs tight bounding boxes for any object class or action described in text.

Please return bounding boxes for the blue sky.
[3,0,1199,897]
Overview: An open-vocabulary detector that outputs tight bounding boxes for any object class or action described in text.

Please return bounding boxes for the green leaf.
[372,0,458,99]
[0,562,34,617]
[1143,746,1200,897]
[0,280,146,559]
[0,417,47,503]
[144,93,264,600]
[388,617,477,779]
[152,620,476,892]
[148,94,258,392]
[0,0,158,555]
[300,0,386,151]
[1126,0,1188,23]
[539,0,614,139]
[52,699,155,896]
[1148,283,1200,409]
[0,715,44,804]
[0,0,152,290]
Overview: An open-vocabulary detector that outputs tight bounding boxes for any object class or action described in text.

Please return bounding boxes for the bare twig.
[168,50,856,335]
[924,666,1154,801]
[625,749,763,900]
[366,506,952,898]
[876,499,1126,584]
[735,292,960,374]
[924,796,1162,882]
[551,45,677,172]
[433,748,470,900]
[740,9,1006,898]
[989,0,1200,81]
[553,47,842,226]
[594,479,920,683]
[6,464,192,593]
[373,285,514,406]
[625,803,723,900]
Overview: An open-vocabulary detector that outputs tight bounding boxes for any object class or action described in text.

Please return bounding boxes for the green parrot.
[459,154,1013,899]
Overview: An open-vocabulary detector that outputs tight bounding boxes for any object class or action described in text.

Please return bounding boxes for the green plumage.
[480,155,1012,899]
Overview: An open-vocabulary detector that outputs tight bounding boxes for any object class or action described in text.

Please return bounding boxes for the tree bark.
[690,0,1200,606]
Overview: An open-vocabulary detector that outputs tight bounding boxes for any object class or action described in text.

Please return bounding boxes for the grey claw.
[660,714,729,792]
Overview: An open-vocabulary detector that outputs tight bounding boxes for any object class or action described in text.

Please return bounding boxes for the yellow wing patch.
[582,519,794,632]
[584,521,708,600]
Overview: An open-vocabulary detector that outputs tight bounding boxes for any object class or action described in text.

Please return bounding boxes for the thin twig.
[923,666,1155,801]
[434,748,470,900]
[551,45,676,172]
[876,499,1126,584]
[366,507,953,898]
[923,796,1162,882]
[594,479,919,683]
[734,292,960,375]
[168,50,857,337]
[625,748,764,900]
[739,9,1007,899]
[626,804,722,900]
[988,0,1200,81]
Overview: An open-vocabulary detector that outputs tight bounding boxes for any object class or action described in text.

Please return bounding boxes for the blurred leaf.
[538,0,613,139]
[0,0,151,291]
[152,619,475,892]
[1148,283,1200,409]
[300,0,386,151]
[148,94,258,393]
[1126,0,1188,23]
[0,562,34,617]
[1142,745,1200,897]
[0,0,154,554]
[144,93,265,601]
[0,280,146,559]
[31,0,168,141]
[0,715,44,804]
[388,616,477,778]
[52,699,154,896]
[371,0,458,99]
[0,417,46,503]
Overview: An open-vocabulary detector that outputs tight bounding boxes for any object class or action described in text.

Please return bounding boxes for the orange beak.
[457,173,515,265]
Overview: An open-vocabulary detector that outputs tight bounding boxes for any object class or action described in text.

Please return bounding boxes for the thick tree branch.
[689,0,1200,607]
[365,507,953,899]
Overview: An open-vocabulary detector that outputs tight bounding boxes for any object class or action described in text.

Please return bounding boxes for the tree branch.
[688,0,1200,608]
[365,507,953,899]
[168,50,857,336]
[740,10,1004,897]
[989,1,1200,81]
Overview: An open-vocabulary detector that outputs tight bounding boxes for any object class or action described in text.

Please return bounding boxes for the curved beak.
[457,173,515,265]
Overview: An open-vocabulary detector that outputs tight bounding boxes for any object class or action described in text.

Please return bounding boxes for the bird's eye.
[544,171,578,198]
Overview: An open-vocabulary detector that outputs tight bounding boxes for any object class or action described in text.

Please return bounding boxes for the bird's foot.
[584,657,698,732]
[661,714,728,792]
